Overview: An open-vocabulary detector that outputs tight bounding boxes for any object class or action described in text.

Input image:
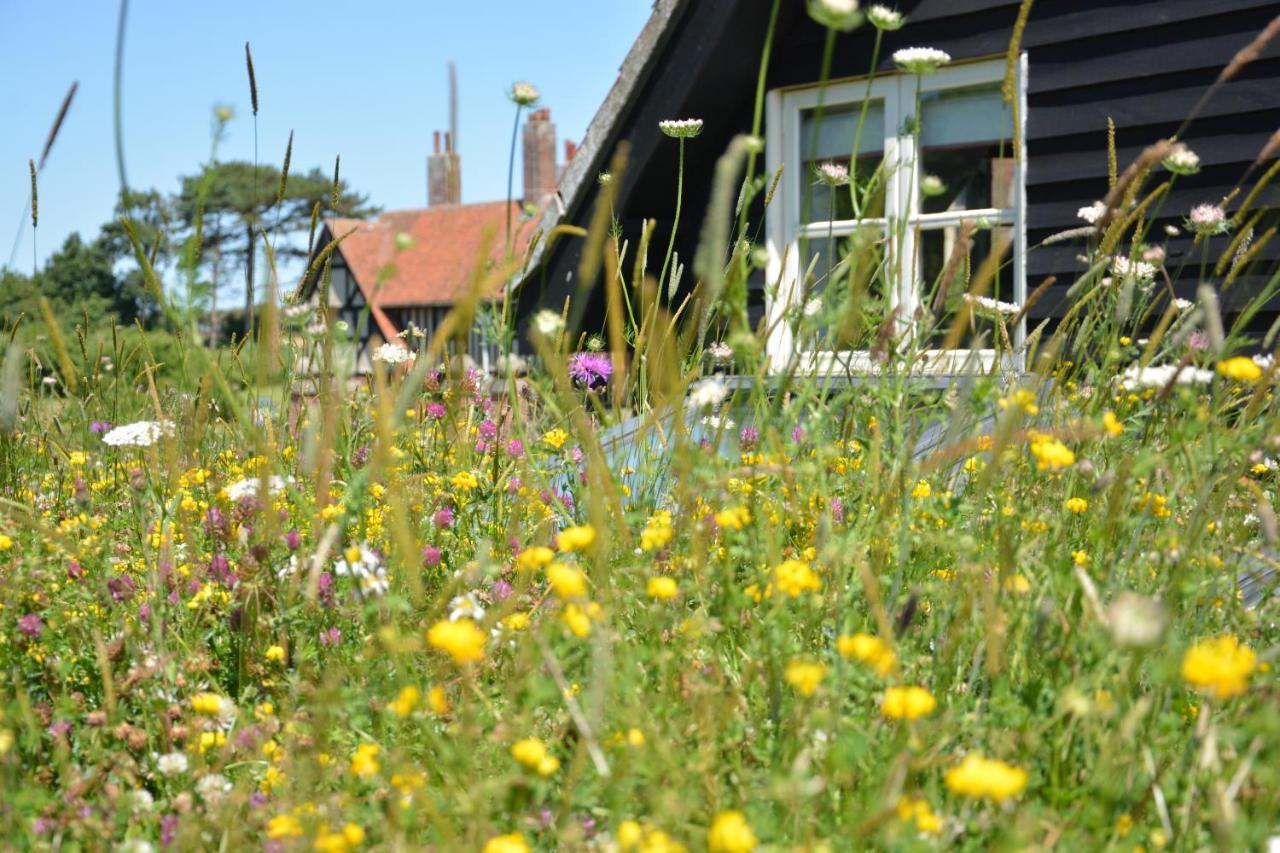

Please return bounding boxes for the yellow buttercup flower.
[784,660,826,697]
[707,810,758,853]
[944,753,1027,801]
[388,686,420,718]
[1102,410,1124,436]
[511,737,560,777]
[896,796,942,835]
[911,480,932,499]
[646,576,678,601]
[1029,435,1075,471]
[546,562,588,598]
[350,743,381,778]
[1181,635,1256,699]
[426,619,486,664]
[266,814,304,839]
[837,632,896,676]
[557,524,597,553]
[190,692,227,716]
[773,559,821,597]
[484,833,531,853]
[516,545,555,571]
[1064,497,1088,514]
[427,686,450,716]
[1217,356,1263,383]
[265,644,286,663]
[881,685,937,720]
[714,506,752,531]
[640,510,674,551]
[542,428,570,450]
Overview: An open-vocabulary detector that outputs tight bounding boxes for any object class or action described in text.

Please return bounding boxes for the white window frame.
[764,54,1028,375]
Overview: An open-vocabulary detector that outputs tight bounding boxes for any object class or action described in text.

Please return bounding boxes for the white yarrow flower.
[1077,201,1107,225]
[1118,363,1214,390]
[893,47,951,73]
[963,294,1020,317]
[224,475,290,503]
[510,81,540,106]
[707,341,734,364]
[687,378,729,411]
[659,118,704,139]
[373,343,414,365]
[533,309,565,338]
[808,0,862,31]
[1162,145,1201,176]
[101,420,174,448]
[1111,255,1157,284]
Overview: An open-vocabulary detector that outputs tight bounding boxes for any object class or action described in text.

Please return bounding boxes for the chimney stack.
[427,63,463,206]
[522,107,557,206]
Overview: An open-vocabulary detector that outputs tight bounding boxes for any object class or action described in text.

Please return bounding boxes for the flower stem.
[658,137,685,298]
[505,104,523,254]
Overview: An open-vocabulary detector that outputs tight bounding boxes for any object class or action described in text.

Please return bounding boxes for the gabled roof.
[329,200,538,309]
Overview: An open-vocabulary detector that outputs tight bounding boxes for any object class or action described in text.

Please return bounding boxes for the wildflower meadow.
[3,1,1280,850]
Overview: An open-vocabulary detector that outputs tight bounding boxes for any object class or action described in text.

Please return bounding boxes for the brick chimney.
[428,130,461,206]
[522,107,557,206]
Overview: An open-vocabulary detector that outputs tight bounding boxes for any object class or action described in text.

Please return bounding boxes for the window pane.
[795,226,889,351]
[800,101,885,223]
[918,83,1014,213]
[915,224,1015,349]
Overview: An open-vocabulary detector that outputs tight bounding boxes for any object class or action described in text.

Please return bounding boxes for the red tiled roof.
[327,201,537,310]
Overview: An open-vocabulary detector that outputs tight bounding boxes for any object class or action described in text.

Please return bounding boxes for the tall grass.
[0,5,1278,851]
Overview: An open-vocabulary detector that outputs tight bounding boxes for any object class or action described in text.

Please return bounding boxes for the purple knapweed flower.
[89,420,112,434]
[567,352,613,389]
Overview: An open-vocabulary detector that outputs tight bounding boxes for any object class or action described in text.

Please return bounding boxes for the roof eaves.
[509,0,693,291]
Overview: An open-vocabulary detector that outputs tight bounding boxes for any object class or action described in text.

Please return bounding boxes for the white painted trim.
[765,55,1029,376]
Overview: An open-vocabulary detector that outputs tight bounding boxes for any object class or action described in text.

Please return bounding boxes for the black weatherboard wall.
[519,0,1280,338]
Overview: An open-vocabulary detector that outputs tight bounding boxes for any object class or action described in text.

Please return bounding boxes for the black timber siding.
[521,0,1280,336]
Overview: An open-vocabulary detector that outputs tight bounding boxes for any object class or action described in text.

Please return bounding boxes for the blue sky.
[1,0,652,274]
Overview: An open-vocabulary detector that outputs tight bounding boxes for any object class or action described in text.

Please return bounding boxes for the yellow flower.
[516,545,555,571]
[484,833,531,853]
[1029,435,1075,470]
[618,820,644,849]
[426,619,486,664]
[265,644,286,663]
[190,692,227,716]
[881,686,937,720]
[1181,635,1256,699]
[266,813,304,839]
[314,822,366,852]
[0,730,13,755]
[784,660,826,697]
[646,576,678,601]
[773,559,821,597]
[1064,497,1089,514]
[714,506,752,531]
[388,686,420,718]
[944,753,1027,801]
[1217,356,1263,383]
[427,686,450,716]
[896,796,942,835]
[561,602,592,638]
[546,562,588,598]
[626,727,646,747]
[511,738,560,776]
[1102,410,1124,437]
[707,810,758,853]
[557,524,597,553]
[542,428,570,450]
[837,633,896,676]
[1072,550,1090,567]
[0,533,12,550]
[911,480,932,499]
[350,743,381,778]
[998,388,1039,416]
[450,470,479,491]
[640,511,674,551]
[504,612,531,631]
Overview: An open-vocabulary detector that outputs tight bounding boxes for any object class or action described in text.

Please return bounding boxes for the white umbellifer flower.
[814,161,850,187]
[1118,363,1214,390]
[101,420,175,448]
[707,341,734,364]
[373,342,414,365]
[510,81,540,106]
[224,475,290,503]
[700,414,736,430]
[866,4,904,30]
[921,174,946,197]
[196,773,233,804]
[1174,298,1194,311]
[449,592,486,622]
[687,377,729,410]
[659,118,704,139]
[893,47,952,73]
[963,294,1020,317]
[1188,203,1229,235]
[1077,201,1107,225]
[803,297,825,319]
[155,751,189,776]
[1162,145,1200,176]
[1111,255,1157,284]
[533,309,565,338]
[808,0,861,31]
[335,543,382,580]
[1106,592,1169,650]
